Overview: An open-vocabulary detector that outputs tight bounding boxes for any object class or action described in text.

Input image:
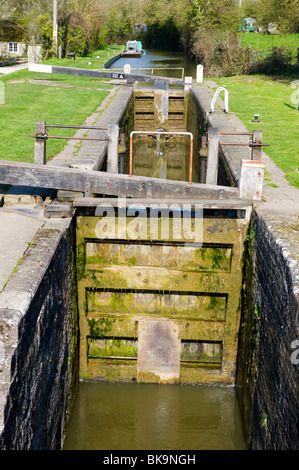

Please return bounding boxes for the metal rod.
[129,134,133,177]
[112,67,185,79]
[28,135,108,141]
[189,137,194,185]
[219,142,251,146]
[219,132,252,136]
[218,142,269,147]
[129,131,194,184]
[45,125,108,130]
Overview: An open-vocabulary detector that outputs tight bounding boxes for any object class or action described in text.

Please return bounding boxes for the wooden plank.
[0,160,240,200]
[73,197,249,209]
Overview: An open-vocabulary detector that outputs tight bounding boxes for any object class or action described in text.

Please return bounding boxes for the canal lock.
[75,86,252,386]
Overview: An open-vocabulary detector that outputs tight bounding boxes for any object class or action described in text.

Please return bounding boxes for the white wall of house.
[0,42,26,57]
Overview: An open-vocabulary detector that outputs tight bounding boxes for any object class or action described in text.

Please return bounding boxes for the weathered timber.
[0,161,239,199]
[73,197,249,210]
[44,202,74,218]
[34,120,47,165]
[29,64,185,86]
[206,127,220,186]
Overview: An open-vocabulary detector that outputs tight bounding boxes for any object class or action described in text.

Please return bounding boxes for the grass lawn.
[44,44,124,70]
[212,74,299,188]
[0,47,123,163]
[239,33,299,53]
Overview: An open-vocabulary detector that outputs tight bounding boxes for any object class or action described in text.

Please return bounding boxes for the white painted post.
[34,120,47,165]
[238,160,265,200]
[28,44,43,64]
[107,124,119,174]
[206,127,220,186]
[196,64,203,83]
[184,76,192,91]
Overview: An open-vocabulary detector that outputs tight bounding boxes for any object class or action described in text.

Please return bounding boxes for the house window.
[8,43,18,53]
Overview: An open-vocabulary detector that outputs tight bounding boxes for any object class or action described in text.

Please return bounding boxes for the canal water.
[108,48,198,79]
[64,49,247,451]
[129,133,197,182]
[64,382,247,450]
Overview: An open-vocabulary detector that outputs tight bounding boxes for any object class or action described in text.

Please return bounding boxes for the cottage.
[0,41,26,57]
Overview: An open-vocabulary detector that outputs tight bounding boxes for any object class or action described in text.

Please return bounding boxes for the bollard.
[107,124,119,174]
[34,120,47,164]
[238,160,265,200]
[196,65,203,83]
[206,127,220,186]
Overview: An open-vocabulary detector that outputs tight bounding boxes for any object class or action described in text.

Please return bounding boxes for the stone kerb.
[48,86,133,173]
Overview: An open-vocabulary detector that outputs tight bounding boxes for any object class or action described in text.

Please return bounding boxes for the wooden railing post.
[34,120,47,164]
[252,130,263,160]
[107,124,119,174]
[206,127,220,186]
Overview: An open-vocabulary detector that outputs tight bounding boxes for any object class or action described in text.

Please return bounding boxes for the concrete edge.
[61,86,133,173]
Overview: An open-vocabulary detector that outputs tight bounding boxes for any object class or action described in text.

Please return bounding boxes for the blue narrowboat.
[122,40,143,58]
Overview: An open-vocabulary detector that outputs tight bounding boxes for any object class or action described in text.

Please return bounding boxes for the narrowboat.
[121,40,143,58]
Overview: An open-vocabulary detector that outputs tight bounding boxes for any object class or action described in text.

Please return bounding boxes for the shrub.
[192,30,253,77]
[66,26,89,56]
[250,47,294,75]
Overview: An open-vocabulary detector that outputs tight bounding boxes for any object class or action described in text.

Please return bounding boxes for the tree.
[253,0,299,33]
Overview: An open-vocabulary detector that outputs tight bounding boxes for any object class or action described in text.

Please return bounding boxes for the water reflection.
[130,134,195,182]
[109,49,197,79]
[64,382,247,450]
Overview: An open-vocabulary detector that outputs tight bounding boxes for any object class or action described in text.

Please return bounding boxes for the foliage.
[196,0,241,32]
[254,0,299,34]
[1,0,298,70]
[66,26,89,55]
[250,47,295,75]
[190,0,250,75]
[193,30,253,76]
[241,0,299,33]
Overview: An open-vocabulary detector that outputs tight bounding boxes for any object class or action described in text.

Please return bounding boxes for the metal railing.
[218,131,269,160]
[129,130,194,184]
[112,67,185,79]
[204,127,269,186]
[28,123,109,142]
[210,86,228,114]
[28,121,119,165]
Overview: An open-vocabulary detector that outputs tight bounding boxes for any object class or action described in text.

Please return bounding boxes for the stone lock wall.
[190,82,298,450]
[237,211,299,450]
[0,218,78,450]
